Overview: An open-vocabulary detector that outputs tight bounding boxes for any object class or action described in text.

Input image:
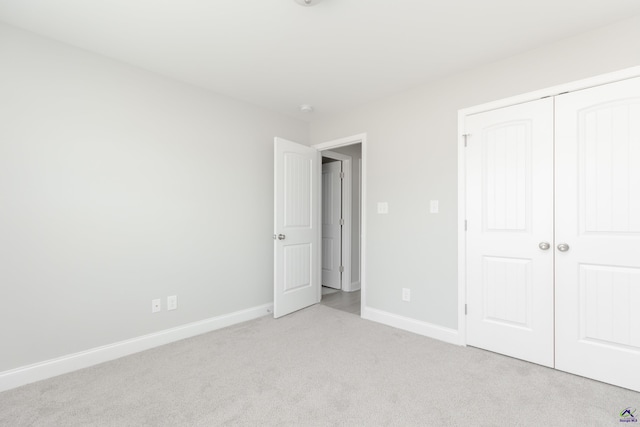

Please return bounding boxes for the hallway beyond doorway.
[321,287,360,315]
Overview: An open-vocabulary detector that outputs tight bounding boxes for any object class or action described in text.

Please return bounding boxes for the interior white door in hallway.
[554,77,640,392]
[465,98,555,367]
[273,137,321,318]
[322,160,342,289]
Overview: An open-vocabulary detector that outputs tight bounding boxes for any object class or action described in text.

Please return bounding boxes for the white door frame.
[321,150,353,292]
[313,133,366,314]
[457,65,640,346]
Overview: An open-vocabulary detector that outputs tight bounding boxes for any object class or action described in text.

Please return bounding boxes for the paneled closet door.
[466,98,555,367]
[555,77,640,392]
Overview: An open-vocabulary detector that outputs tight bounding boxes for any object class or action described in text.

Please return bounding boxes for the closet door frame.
[457,65,640,346]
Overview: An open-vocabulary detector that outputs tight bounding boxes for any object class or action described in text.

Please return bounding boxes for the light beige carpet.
[1,304,638,426]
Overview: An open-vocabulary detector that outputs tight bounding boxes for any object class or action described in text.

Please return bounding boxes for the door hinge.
[340,218,345,226]
[340,171,345,179]
[339,266,344,273]
[465,304,468,315]
[464,220,467,231]
[462,134,470,147]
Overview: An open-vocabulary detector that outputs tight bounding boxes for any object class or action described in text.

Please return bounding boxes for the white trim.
[460,65,640,117]
[457,65,640,347]
[0,303,273,392]
[358,158,362,285]
[348,281,361,292]
[362,307,461,346]
[457,113,467,346]
[321,150,353,292]
[313,133,367,151]
[313,133,366,317]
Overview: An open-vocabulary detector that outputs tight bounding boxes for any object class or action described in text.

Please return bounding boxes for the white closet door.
[555,77,640,392]
[466,98,554,367]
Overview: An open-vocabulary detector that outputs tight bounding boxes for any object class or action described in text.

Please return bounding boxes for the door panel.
[322,161,342,289]
[466,98,554,367]
[555,77,640,391]
[283,244,312,292]
[483,256,532,329]
[580,264,640,349]
[274,137,321,318]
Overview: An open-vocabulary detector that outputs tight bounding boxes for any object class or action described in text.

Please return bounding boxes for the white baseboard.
[0,303,273,393]
[344,281,361,292]
[362,306,461,346]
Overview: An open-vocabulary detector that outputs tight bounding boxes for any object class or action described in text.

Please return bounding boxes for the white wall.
[0,23,308,372]
[310,15,640,330]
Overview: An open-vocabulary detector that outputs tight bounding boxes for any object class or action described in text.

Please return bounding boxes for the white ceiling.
[2,0,640,120]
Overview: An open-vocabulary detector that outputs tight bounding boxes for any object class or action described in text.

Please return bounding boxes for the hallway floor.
[320,287,360,315]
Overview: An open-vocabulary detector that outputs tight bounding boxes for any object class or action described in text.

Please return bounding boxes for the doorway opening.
[319,143,362,316]
[273,133,366,319]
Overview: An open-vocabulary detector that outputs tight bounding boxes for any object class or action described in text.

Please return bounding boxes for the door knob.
[277,234,286,240]
[538,242,550,250]
[557,243,570,252]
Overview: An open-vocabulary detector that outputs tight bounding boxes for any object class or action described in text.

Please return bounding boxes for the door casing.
[321,150,355,292]
[320,159,343,289]
[314,134,367,314]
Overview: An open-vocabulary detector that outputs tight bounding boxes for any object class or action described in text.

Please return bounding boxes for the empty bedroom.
[1,1,640,425]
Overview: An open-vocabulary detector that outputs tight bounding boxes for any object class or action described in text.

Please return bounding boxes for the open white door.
[273,137,321,318]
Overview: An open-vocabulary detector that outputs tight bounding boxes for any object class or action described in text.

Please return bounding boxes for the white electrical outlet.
[402,288,411,302]
[167,295,177,311]
[151,298,161,313]
[377,202,389,214]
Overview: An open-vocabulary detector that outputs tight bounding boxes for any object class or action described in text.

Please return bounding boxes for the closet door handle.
[538,242,550,250]
[557,243,570,252]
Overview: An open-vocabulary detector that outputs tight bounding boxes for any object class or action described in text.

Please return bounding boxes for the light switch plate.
[430,200,439,214]
[377,202,389,214]
[151,299,161,313]
[167,295,177,311]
